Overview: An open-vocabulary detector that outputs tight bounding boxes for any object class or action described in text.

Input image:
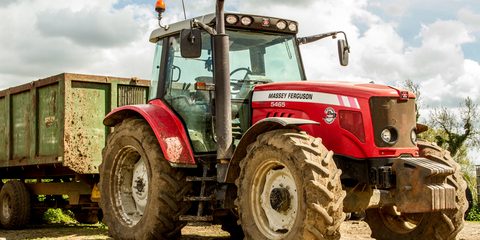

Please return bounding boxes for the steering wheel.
[230,67,252,80]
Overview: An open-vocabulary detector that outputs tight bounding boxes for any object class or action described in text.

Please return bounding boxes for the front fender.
[222,117,319,183]
[104,99,196,167]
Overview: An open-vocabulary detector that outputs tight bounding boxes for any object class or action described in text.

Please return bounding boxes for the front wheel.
[99,118,191,239]
[236,129,345,240]
[365,141,467,240]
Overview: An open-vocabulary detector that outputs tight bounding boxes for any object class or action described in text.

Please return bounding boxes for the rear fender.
[222,117,319,183]
[104,99,196,167]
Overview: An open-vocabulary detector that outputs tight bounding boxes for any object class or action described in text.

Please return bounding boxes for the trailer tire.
[236,129,345,240]
[99,118,191,240]
[365,141,467,240]
[0,180,31,229]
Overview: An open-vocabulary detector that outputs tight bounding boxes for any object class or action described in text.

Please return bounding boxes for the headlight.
[226,15,238,25]
[288,22,297,32]
[276,20,287,30]
[381,127,398,144]
[241,16,253,26]
[411,129,417,144]
[381,129,392,143]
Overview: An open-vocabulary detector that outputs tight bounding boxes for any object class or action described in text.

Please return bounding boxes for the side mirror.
[337,39,349,66]
[180,29,202,58]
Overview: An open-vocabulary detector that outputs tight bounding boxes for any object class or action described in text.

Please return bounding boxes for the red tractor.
[99,1,467,239]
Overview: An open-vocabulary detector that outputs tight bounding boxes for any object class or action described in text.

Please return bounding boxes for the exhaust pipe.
[214,0,232,162]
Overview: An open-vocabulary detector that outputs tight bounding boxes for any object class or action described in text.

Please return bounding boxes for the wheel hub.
[131,158,148,215]
[113,147,150,226]
[257,166,298,234]
[270,188,291,212]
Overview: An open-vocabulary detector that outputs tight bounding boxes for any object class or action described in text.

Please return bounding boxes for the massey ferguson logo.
[323,107,337,124]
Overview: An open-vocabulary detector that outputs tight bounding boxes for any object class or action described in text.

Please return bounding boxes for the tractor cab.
[148,13,308,153]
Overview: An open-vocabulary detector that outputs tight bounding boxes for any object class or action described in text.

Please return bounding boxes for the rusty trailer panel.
[0,73,150,174]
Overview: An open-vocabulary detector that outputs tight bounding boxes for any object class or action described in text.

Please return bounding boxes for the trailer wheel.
[99,118,191,239]
[236,129,346,240]
[365,141,467,240]
[0,180,31,229]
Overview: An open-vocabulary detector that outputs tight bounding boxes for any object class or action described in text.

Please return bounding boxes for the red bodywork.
[104,99,195,166]
[251,81,419,159]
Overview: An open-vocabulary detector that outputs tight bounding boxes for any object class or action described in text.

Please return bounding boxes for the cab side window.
[164,33,216,153]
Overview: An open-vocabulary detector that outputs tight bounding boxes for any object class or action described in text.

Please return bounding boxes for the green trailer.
[0,73,149,228]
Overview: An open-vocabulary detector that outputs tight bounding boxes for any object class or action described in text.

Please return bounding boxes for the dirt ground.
[0,220,479,240]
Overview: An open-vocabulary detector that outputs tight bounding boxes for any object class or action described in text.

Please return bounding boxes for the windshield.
[228,30,305,83]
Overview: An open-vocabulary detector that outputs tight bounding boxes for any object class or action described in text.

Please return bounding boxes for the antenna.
[181,0,187,20]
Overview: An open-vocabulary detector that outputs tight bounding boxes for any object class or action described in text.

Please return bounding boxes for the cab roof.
[149,12,298,43]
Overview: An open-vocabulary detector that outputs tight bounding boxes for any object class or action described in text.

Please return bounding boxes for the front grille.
[266,112,293,118]
[118,85,148,106]
[370,97,416,147]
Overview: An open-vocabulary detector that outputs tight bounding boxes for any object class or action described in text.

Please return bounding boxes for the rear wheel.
[0,180,31,229]
[365,141,467,240]
[100,118,191,239]
[236,129,345,240]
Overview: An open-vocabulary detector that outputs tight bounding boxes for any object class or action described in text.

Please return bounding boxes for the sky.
[0,0,479,159]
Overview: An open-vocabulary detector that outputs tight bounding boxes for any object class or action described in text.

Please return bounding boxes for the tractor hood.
[253,81,414,99]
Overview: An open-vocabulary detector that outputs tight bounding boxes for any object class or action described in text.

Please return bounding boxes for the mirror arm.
[298,31,350,52]
[297,31,340,45]
[193,19,217,36]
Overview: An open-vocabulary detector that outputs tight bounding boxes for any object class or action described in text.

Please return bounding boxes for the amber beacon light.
[155,0,166,13]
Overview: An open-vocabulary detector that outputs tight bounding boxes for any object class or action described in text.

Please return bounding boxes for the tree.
[428,97,479,156]
[402,79,421,121]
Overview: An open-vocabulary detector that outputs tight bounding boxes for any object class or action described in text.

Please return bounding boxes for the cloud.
[36,7,143,47]
[458,8,480,32]
[369,0,413,17]
[0,0,16,7]
[0,0,156,88]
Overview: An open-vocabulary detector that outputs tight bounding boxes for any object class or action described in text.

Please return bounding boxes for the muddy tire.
[365,141,467,240]
[236,129,345,240]
[0,180,31,229]
[99,118,191,240]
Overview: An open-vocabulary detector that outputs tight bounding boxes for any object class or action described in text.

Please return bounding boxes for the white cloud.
[458,8,480,32]
[0,0,156,89]
[36,7,142,47]
[369,0,413,17]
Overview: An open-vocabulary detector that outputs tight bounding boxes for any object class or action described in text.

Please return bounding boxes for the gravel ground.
[0,221,478,240]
